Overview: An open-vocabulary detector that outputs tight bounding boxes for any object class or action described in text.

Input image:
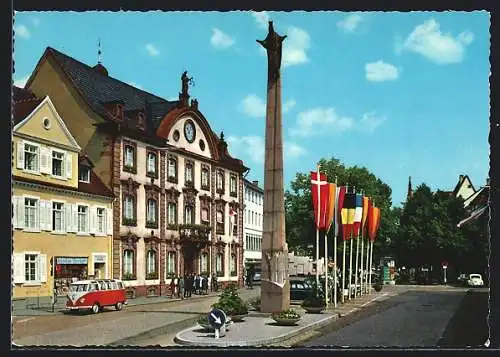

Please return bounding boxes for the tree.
[285,157,397,261]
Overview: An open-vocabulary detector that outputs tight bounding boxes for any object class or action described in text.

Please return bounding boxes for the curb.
[173,313,339,347]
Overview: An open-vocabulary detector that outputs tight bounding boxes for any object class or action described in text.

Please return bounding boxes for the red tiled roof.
[12,87,43,125]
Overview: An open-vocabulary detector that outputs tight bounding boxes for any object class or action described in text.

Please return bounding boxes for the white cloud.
[365,60,400,82]
[290,108,354,137]
[401,18,474,64]
[13,75,29,87]
[31,18,40,26]
[282,26,311,67]
[360,112,386,132]
[14,25,30,39]
[337,14,363,33]
[240,94,266,118]
[145,43,160,57]
[283,99,296,113]
[285,142,307,158]
[210,28,235,49]
[227,135,265,164]
[252,11,270,29]
[240,95,297,118]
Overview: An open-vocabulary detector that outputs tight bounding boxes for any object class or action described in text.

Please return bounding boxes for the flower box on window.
[146,272,158,280]
[167,223,178,230]
[146,170,157,179]
[167,176,178,184]
[216,188,224,195]
[122,218,137,227]
[200,271,209,276]
[216,271,224,277]
[230,270,237,277]
[166,272,176,279]
[230,191,237,198]
[123,273,135,281]
[146,220,158,229]
[123,164,137,174]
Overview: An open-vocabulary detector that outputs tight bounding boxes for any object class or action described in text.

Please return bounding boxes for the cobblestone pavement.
[12,287,260,347]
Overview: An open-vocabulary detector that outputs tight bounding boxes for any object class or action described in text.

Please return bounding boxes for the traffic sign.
[441,260,448,269]
[208,308,226,329]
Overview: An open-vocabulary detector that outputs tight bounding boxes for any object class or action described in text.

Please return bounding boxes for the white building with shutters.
[243,179,263,272]
[12,94,115,299]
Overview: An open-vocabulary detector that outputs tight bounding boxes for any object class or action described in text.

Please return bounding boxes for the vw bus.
[66,279,127,314]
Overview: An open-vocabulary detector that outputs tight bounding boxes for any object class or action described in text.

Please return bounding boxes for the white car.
[467,274,484,287]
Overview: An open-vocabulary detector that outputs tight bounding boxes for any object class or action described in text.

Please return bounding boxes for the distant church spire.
[97,38,102,64]
[407,176,413,201]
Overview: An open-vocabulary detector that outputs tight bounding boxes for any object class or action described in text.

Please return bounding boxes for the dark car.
[290,278,313,301]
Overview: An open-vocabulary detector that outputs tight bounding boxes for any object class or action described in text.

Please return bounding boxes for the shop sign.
[56,257,88,265]
[93,255,107,263]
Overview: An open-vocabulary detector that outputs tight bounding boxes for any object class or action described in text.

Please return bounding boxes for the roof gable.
[13,96,81,151]
[453,175,476,200]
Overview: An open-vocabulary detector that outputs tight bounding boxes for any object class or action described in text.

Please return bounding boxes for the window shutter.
[13,253,25,284]
[16,141,24,169]
[89,206,96,235]
[61,203,66,232]
[66,154,73,179]
[107,208,113,235]
[40,147,50,174]
[35,200,41,231]
[38,254,47,283]
[65,204,73,233]
[16,197,25,229]
[44,200,52,231]
[12,196,18,229]
[88,255,95,276]
[38,200,45,231]
[72,204,78,232]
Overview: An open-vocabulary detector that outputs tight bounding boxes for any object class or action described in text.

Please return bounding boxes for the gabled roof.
[452,175,476,196]
[27,47,178,137]
[13,95,81,151]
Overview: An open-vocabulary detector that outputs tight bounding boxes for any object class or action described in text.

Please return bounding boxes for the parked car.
[253,272,261,282]
[66,279,127,314]
[290,278,313,301]
[467,273,484,287]
[457,273,469,286]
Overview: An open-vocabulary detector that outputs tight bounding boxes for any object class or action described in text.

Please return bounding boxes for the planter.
[198,321,214,331]
[303,306,325,314]
[230,314,247,322]
[272,316,301,326]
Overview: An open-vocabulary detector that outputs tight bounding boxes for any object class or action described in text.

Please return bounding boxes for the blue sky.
[13,11,490,207]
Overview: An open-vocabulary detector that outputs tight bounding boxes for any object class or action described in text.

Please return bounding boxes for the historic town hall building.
[23,47,247,297]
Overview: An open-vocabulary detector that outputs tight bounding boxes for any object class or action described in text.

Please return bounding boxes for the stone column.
[257,21,290,313]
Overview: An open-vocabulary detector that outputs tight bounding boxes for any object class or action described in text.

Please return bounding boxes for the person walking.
[169,277,176,299]
[184,274,190,298]
[211,273,218,293]
[178,275,185,299]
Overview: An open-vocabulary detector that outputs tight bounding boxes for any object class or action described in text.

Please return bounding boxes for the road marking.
[15,317,35,324]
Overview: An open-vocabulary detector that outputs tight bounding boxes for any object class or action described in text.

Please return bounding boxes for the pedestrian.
[184,274,190,298]
[194,274,200,295]
[202,275,208,294]
[188,273,194,297]
[173,275,179,297]
[211,273,218,292]
[178,275,185,299]
[169,277,176,298]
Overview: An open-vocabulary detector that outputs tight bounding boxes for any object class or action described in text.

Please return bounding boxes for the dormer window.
[79,166,91,183]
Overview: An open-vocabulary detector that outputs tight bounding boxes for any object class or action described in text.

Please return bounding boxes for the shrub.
[212,284,248,315]
[302,280,326,308]
[272,309,301,319]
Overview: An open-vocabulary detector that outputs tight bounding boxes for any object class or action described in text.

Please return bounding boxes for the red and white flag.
[311,170,330,230]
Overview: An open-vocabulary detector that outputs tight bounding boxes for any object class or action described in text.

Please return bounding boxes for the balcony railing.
[178,224,211,244]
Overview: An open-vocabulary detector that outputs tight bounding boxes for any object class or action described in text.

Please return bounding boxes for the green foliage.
[212,284,248,315]
[272,309,301,319]
[301,279,326,308]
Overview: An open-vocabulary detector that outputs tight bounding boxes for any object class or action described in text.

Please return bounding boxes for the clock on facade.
[184,120,196,143]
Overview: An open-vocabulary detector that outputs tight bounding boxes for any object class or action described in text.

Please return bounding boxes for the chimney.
[459,174,465,183]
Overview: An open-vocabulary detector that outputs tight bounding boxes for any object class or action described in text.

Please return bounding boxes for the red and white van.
[66,279,127,314]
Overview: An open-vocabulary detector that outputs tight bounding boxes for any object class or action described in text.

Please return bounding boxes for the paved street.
[12,287,260,347]
[302,286,487,348]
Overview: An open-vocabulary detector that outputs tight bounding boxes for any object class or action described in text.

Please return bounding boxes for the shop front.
[54,256,89,296]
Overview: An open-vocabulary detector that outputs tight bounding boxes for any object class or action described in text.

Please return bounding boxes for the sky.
[13,11,491,207]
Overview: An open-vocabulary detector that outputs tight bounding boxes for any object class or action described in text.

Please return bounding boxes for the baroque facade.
[24,47,247,297]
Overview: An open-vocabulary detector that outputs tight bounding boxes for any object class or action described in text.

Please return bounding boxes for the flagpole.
[360,230,365,296]
[342,240,346,304]
[315,165,321,293]
[354,230,360,298]
[347,187,355,301]
[333,177,338,308]
[325,229,328,308]
[368,240,374,294]
[365,235,370,294]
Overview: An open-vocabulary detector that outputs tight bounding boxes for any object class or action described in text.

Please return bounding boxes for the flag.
[335,186,346,238]
[353,193,363,236]
[326,183,337,232]
[341,190,356,241]
[311,170,330,230]
[369,206,381,241]
[229,208,237,225]
[361,196,369,237]
[367,199,374,239]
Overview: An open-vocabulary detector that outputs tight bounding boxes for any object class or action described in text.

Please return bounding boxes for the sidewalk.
[173,289,397,347]
[12,287,260,347]
[12,288,225,317]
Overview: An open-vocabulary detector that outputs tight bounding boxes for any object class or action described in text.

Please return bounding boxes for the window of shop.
[53,257,89,295]
[123,250,134,277]
[167,252,176,274]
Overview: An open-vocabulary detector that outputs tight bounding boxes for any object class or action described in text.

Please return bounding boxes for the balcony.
[178,224,211,247]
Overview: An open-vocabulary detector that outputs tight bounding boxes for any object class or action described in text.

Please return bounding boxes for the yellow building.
[12,91,114,299]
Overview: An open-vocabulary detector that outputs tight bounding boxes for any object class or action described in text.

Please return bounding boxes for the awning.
[457,205,488,228]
